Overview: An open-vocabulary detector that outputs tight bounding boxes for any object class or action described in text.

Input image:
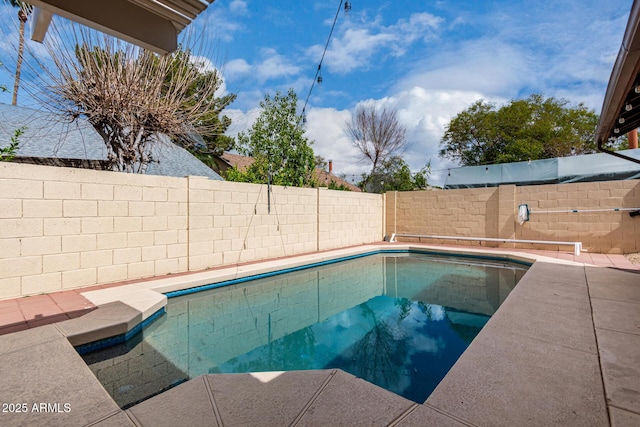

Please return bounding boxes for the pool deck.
[0,243,638,426]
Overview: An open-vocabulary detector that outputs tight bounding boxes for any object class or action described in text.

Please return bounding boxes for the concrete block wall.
[187,178,318,270]
[387,187,499,245]
[387,179,640,254]
[318,189,384,251]
[0,163,384,299]
[0,162,188,300]
[515,180,640,253]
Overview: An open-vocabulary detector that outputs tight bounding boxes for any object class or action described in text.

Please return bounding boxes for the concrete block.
[167,215,187,231]
[21,272,62,295]
[62,268,97,289]
[129,201,155,216]
[98,200,129,217]
[155,258,179,275]
[97,264,128,283]
[44,218,81,236]
[43,252,81,273]
[143,186,168,202]
[62,234,97,252]
[189,189,214,203]
[0,218,43,238]
[44,181,81,199]
[114,216,142,232]
[128,261,155,279]
[0,178,42,199]
[1,238,20,257]
[81,250,113,269]
[20,235,61,256]
[81,183,114,200]
[127,231,155,247]
[0,277,21,299]
[63,200,98,217]
[0,199,21,218]
[0,256,42,279]
[82,217,114,234]
[114,185,143,201]
[143,216,168,231]
[142,245,166,261]
[113,247,142,264]
[97,232,128,250]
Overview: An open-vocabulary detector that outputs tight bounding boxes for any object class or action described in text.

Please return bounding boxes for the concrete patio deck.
[0,244,638,426]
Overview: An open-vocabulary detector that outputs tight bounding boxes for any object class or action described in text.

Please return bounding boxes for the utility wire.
[300,0,349,123]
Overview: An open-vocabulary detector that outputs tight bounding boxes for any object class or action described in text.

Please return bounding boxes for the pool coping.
[0,243,638,426]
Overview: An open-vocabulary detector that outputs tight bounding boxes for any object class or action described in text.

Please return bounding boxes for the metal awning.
[27,0,214,55]
[595,0,640,164]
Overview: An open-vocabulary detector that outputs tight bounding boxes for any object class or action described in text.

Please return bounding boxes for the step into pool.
[81,251,529,408]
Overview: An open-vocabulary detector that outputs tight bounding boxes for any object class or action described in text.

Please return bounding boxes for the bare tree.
[42,28,233,173]
[344,104,407,188]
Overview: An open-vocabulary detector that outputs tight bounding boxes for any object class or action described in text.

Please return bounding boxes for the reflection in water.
[83,253,526,407]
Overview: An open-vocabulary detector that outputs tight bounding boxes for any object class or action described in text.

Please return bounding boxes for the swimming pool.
[81,251,528,408]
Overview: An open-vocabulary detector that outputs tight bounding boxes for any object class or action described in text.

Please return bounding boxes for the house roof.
[595,0,640,165]
[217,152,361,191]
[220,152,255,172]
[0,103,223,180]
[28,0,215,54]
[314,169,362,192]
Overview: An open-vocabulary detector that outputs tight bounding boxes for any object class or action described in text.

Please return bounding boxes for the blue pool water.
[82,252,528,408]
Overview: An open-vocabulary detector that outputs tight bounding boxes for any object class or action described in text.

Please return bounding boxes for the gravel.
[625,253,640,265]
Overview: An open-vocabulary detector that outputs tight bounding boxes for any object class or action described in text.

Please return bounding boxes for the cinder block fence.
[0,163,383,299]
[385,180,640,254]
[1,162,638,299]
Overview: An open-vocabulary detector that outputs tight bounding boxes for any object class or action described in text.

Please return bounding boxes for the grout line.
[84,410,130,426]
[386,403,419,426]
[584,265,612,427]
[421,402,479,427]
[124,408,143,427]
[289,370,337,427]
[608,403,640,417]
[203,375,225,427]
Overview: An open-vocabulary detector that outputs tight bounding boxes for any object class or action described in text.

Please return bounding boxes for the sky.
[0,0,634,186]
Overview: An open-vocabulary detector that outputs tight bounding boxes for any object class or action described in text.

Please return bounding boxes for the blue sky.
[0,0,634,185]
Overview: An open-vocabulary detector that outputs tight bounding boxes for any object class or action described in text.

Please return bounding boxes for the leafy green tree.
[439,94,600,166]
[4,0,32,105]
[362,156,430,193]
[0,126,25,161]
[229,89,315,187]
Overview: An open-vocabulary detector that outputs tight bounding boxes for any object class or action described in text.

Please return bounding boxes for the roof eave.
[596,0,640,145]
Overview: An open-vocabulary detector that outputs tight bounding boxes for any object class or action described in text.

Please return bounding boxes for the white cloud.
[225,58,251,78]
[308,12,443,74]
[254,48,301,83]
[304,107,365,178]
[229,0,248,15]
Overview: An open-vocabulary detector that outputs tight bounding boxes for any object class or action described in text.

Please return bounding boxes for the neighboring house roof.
[216,152,361,191]
[220,152,255,172]
[0,103,223,180]
[313,168,362,192]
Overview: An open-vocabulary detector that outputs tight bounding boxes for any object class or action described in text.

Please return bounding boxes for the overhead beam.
[28,0,178,54]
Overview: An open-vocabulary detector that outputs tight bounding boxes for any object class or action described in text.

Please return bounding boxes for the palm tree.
[4,0,32,105]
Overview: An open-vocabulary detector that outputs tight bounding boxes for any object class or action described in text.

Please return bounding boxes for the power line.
[300,1,351,124]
